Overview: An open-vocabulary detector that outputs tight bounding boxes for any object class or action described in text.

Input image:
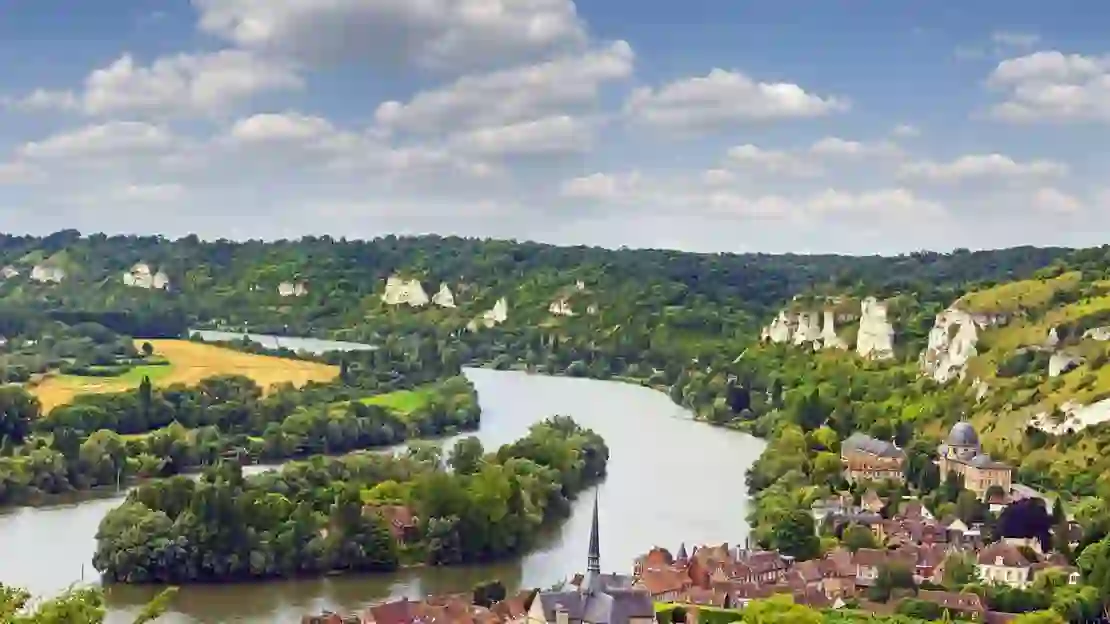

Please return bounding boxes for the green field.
[358,387,436,415]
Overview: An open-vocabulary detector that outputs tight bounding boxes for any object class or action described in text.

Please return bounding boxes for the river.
[0,336,766,623]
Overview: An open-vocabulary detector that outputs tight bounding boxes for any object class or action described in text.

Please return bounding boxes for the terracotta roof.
[853,548,888,567]
[677,586,728,607]
[793,560,824,584]
[976,542,1031,568]
[636,568,691,595]
[917,590,986,613]
[491,590,533,621]
[637,547,674,569]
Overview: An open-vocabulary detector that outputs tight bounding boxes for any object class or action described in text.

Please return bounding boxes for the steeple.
[587,489,601,575]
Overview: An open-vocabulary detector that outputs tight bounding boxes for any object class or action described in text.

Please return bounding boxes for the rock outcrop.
[856,297,895,360]
[1083,326,1110,342]
[278,281,308,297]
[432,283,456,308]
[0,266,18,280]
[1044,327,1061,350]
[761,311,793,344]
[792,311,821,346]
[468,298,509,331]
[820,310,847,350]
[30,264,65,283]
[586,304,599,315]
[1048,351,1083,378]
[1031,399,1110,435]
[381,276,429,307]
[123,263,170,290]
[919,307,980,383]
[549,298,575,317]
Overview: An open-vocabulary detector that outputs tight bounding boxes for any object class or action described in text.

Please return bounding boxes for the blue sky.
[1,1,1109,254]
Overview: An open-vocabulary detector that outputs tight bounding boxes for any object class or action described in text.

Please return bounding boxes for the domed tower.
[946,422,980,461]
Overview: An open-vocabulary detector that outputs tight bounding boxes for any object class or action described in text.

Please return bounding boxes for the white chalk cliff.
[468,298,509,331]
[1084,326,1110,342]
[792,311,821,346]
[30,264,65,283]
[0,266,18,280]
[1032,399,1110,435]
[761,311,793,344]
[919,307,980,383]
[278,281,308,297]
[1044,327,1061,350]
[432,283,457,308]
[123,263,170,290]
[856,297,895,360]
[381,276,429,307]
[1048,351,1082,378]
[820,310,847,350]
[549,298,575,317]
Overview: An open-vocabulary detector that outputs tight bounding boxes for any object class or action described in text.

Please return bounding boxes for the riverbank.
[0,368,767,623]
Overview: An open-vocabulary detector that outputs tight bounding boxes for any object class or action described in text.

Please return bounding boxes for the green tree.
[770,509,820,560]
[741,595,821,624]
[1012,610,1066,624]
[0,385,39,445]
[941,552,979,589]
[841,523,878,552]
[449,436,485,475]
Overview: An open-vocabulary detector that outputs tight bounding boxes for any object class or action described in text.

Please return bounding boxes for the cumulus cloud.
[193,0,589,71]
[898,153,1068,184]
[725,144,822,177]
[987,51,1110,123]
[5,51,301,118]
[19,122,179,160]
[809,137,900,158]
[891,124,921,138]
[1031,187,1083,214]
[0,161,46,185]
[114,183,187,202]
[447,115,593,157]
[991,31,1041,50]
[375,40,633,134]
[624,68,848,135]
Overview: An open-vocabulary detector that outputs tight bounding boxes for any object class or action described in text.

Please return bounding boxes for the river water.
[0,336,766,623]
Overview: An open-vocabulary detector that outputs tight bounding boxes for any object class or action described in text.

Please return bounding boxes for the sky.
[1,1,1109,254]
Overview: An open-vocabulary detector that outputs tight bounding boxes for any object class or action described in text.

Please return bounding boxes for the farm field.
[30,339,339,412]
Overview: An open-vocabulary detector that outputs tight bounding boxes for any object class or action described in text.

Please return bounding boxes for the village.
[303,423,1086,624]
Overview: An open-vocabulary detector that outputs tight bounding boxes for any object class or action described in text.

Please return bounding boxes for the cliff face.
[920,307,980,383]
[855,297,895,361]
[432,283,457,308]
[820,310,847,350]
[382,276,430,307]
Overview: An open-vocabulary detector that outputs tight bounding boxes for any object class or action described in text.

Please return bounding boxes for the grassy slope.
[30,339,338,411]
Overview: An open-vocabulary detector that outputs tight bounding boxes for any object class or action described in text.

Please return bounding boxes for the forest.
[93,416,608,583]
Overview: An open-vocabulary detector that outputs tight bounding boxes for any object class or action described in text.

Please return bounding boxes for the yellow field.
[30,339,339,412]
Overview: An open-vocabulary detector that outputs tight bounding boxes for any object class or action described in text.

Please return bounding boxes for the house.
[528,494,654,624]
[841,433,906,483]
[976,542,1033,588]
[279,281,309,297]
[937,422,1013,498]
[915,590,987,621]
[861,490,885,513]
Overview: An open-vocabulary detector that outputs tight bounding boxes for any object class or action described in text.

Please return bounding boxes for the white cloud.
[6,51,301,118]
[725,144,822,177]
[193,0,589,71]
[624,68,848,135]
[114,183,186,202]
[0,161,47,185]
[374,40,633,134]
[560,171,641,200]
[228,112,338,144]
[898,153,1068,184]
[1031,187,1083,214]
[806,188,944,219]
[987,51,1110,123]
[808,137,900,158]
[449,115,592,157]
[891,124,921,138]
[20,122,178,160]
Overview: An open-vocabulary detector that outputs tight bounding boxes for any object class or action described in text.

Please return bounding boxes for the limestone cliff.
[1084,326,1110,341]
[432,283,457,308]
[761,311,793,344]
[820,310,847,350]
[792,311,821,346]
[549,298,575,317]
[855,297,895,360]
[468,297,509,331]
[0,266,18,280]
[30,264,65,283]
[277,281,308,297]
[1048,351,1082,378]
[123,263,170,290]
[919,307,980,383]
[381,275,429,307]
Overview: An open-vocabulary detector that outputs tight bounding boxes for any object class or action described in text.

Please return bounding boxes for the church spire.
[587,489,601,575]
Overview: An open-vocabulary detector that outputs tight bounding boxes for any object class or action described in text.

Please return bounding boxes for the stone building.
[840,433,905,483]
[936,422,1012,498]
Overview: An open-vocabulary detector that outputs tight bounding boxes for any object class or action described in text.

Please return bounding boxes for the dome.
[947,422,979,447]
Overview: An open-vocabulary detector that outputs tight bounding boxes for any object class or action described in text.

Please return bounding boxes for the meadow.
[30,339,339,411]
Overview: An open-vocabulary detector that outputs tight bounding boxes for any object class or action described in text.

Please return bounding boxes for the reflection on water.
[1,367,766,624]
